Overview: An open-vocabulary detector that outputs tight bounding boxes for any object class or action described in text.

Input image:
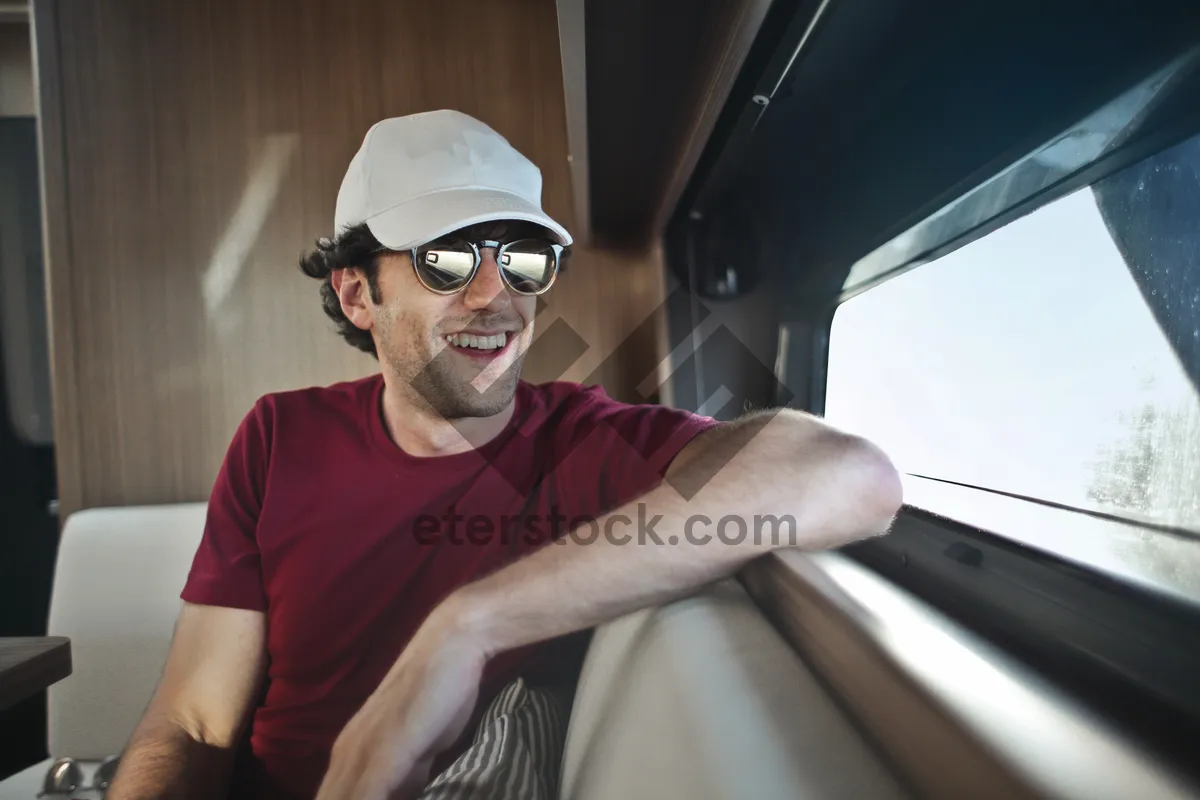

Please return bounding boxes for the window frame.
[832,48,1200,306]
[812,61,1200,778]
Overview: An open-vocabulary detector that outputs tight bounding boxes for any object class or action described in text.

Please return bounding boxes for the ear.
[330,268,375,332]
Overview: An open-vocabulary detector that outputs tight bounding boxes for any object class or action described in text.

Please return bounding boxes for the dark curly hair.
[298,223,385,356]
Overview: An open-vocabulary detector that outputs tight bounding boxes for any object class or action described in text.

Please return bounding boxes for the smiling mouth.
[444,331,513,360]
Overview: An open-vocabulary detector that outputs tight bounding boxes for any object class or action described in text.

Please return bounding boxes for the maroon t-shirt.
[180,374,716,799]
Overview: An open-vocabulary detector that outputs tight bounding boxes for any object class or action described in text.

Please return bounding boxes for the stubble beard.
[379,309,525,421]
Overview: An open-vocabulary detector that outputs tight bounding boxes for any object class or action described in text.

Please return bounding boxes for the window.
[824,130,1200,603]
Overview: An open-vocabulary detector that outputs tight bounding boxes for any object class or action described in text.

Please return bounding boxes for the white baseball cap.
[334,110,572,249]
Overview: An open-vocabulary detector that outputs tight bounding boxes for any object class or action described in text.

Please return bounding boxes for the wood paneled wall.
[33,0,666,518]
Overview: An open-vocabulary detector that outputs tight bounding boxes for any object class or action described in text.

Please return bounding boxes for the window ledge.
[741,550,1200,800]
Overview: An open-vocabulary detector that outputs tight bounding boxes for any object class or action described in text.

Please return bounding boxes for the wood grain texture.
[31,0,85,519]
[0,636,71,711]
[36,0,668,517]
[554,0,589,245]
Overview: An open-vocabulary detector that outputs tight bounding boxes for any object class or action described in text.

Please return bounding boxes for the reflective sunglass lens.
[500,239,559,294]
[414,242,476,292]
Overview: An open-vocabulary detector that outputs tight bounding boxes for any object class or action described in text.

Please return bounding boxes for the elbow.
[717,410,904,551]
[818,433,903,547]
[857,438,904,533]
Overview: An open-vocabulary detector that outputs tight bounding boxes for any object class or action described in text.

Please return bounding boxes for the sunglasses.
[39,755,119,796]
[402,237,564,296]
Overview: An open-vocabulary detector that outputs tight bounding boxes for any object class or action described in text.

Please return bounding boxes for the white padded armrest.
[46,503,207,758]
[0,759,51,799]
[0,759,106,800]
[560,580,906,800]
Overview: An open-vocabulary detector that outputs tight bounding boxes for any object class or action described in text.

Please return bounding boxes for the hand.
[315,601,488,800]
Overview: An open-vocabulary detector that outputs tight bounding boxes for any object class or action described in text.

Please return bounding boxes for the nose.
[461,248,512,312]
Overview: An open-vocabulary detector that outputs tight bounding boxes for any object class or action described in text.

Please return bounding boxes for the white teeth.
[444,332,508,350]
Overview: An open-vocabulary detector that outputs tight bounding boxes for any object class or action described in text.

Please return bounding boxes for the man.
[107,110,901,800]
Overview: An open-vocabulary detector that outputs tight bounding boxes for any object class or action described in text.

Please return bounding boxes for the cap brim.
[363,187,573,250]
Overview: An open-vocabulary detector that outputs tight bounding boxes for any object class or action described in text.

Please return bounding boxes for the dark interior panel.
[584,0,768,248]
[662,0,1200,415]
[0,116,58,782]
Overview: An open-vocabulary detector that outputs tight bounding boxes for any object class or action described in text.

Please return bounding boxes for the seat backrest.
[560,580,906,800]
[46,503,206,758]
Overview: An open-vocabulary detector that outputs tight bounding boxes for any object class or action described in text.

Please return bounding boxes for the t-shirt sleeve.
[553,385,721,514]
[180,400,272,611]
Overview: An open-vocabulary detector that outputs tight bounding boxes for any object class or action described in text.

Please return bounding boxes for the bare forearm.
[107,711,237,800]
[448,409,902,657]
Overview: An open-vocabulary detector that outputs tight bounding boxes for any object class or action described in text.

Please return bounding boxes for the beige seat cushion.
[559,580,906,800]
[46,503,206,759]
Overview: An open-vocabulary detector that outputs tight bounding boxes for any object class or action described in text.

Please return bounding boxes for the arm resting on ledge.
[317,408,902,800]
[458,407,901,654]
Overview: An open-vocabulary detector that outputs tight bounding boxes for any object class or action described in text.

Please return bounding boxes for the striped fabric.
[419,679,571,800]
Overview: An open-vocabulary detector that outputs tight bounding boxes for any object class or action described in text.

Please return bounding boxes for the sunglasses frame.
[402,238,563,297]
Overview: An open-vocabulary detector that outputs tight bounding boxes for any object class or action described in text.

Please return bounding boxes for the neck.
[378,375,516,458]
